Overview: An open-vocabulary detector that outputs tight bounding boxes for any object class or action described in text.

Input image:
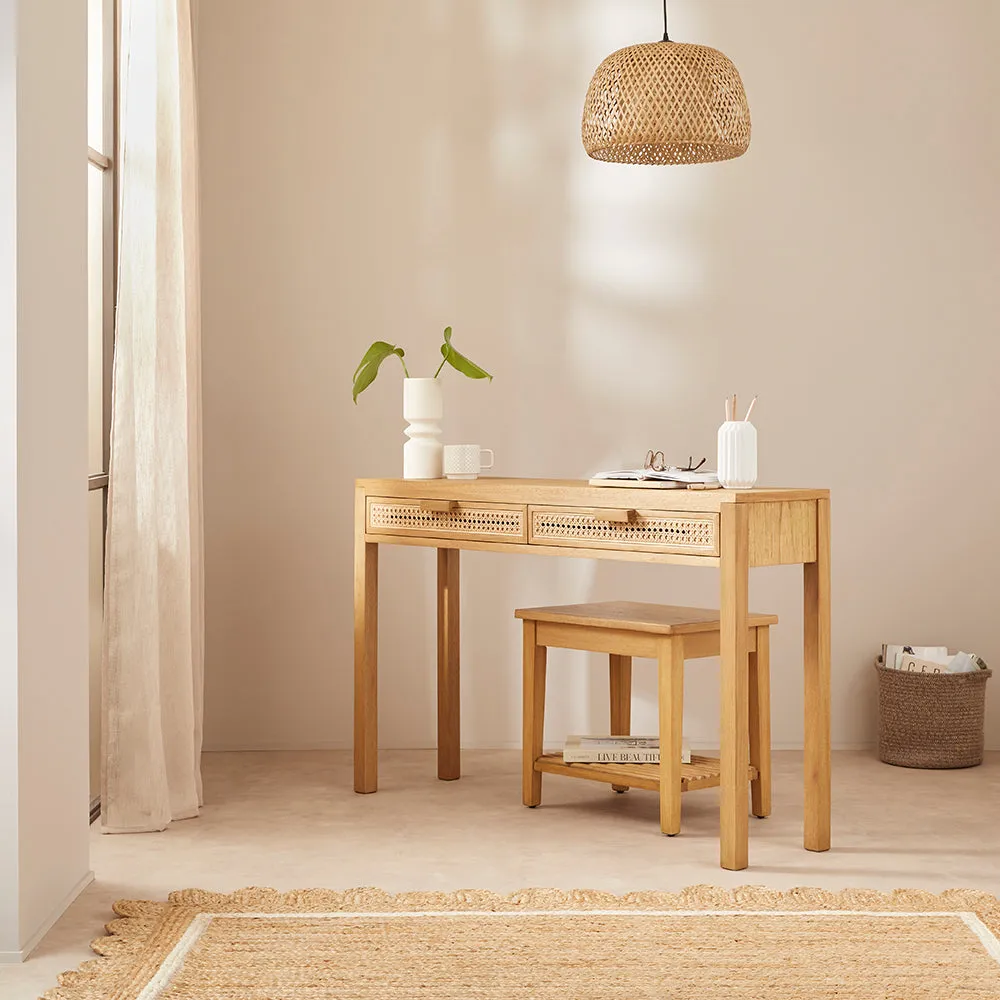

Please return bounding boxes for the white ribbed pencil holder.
[717,421,757,489]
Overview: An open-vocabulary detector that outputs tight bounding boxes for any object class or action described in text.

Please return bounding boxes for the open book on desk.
[590,468,720,489]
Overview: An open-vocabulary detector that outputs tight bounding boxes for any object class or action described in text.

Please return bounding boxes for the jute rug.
[46,886,1000,999]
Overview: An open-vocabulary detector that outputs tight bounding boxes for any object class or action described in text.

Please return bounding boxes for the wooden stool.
[515,601,776,836]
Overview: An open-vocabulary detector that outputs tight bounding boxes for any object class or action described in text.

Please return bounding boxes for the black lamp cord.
[662,0,669,41]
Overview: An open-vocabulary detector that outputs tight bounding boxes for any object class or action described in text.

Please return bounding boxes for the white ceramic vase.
[402,378,443,479]
[717,420,758,489]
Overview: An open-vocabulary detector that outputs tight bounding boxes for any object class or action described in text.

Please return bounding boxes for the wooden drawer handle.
[598,509,637,523]
[418,499,458,513]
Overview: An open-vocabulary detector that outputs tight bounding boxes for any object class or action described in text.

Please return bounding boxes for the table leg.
[610,654,632,793]
[437,548,461,781]
[658,638,683,835]
[720,502,750,870]
[803,497,831,851]
[354,493,378,793]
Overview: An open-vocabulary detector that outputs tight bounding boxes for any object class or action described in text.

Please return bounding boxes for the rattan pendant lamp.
[582,0,751,165]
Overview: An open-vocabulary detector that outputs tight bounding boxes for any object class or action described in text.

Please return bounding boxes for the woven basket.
[876,660,991,769]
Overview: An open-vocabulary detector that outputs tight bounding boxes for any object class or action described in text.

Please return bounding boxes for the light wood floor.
[3,749,998,997]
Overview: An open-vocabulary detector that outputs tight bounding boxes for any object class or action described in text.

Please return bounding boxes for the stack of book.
[563,735,691,765]
[881,643,988,674]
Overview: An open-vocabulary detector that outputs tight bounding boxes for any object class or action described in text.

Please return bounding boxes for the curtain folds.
[102,0,203,833]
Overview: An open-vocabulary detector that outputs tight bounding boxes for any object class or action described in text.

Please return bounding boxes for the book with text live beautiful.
[563,735,691,765]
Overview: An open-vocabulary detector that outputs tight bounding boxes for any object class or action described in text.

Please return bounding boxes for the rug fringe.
[160,883,999,914]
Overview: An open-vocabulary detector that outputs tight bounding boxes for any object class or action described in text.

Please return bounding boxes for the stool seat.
[515,601,778,635]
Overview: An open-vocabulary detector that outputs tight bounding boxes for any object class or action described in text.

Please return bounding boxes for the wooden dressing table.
[354,477,830,871]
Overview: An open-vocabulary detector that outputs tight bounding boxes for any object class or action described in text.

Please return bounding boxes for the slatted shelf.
[534,753,757,792]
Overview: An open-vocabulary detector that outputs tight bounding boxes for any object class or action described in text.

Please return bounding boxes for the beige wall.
[0,0,91,961]
[195,1,1000,755]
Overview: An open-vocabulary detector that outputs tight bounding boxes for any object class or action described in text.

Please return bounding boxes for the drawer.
[528,506,719,557]
[366,496,527,543]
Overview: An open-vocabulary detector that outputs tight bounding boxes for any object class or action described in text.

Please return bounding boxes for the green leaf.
[352,341,407,402]
[353,341,397,380]
[439,341,493,381]
[438,325,492,381]
[352,359,382,401]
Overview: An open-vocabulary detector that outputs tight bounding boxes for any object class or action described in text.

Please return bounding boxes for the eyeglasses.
[644,452,706,473]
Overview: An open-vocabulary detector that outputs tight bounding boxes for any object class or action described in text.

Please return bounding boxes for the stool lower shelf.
[534,753,757,792]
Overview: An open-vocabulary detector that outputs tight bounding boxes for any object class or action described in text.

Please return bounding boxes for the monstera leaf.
[352,342,408,402]
[436,327,493,381]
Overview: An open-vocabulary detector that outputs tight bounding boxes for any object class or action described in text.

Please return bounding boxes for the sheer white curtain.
[102,0,203,833]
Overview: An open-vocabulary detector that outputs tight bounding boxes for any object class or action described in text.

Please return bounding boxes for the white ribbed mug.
[443,445,494,480]
[717,421,757,489]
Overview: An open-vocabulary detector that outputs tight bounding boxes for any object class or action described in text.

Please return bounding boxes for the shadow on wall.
[197,0,1000,756]
[353,0,754,750]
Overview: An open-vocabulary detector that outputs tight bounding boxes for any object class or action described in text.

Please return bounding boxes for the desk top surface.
[357,477,828,512]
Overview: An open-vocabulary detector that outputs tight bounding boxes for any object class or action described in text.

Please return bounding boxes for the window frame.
[87,0,116,498]
[87,0,117,824]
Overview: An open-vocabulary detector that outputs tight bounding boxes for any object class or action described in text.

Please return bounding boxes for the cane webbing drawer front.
[529,506,719,556]
[367,497,527,543]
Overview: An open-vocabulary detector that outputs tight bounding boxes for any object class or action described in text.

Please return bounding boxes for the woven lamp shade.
[582,41,751,165]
